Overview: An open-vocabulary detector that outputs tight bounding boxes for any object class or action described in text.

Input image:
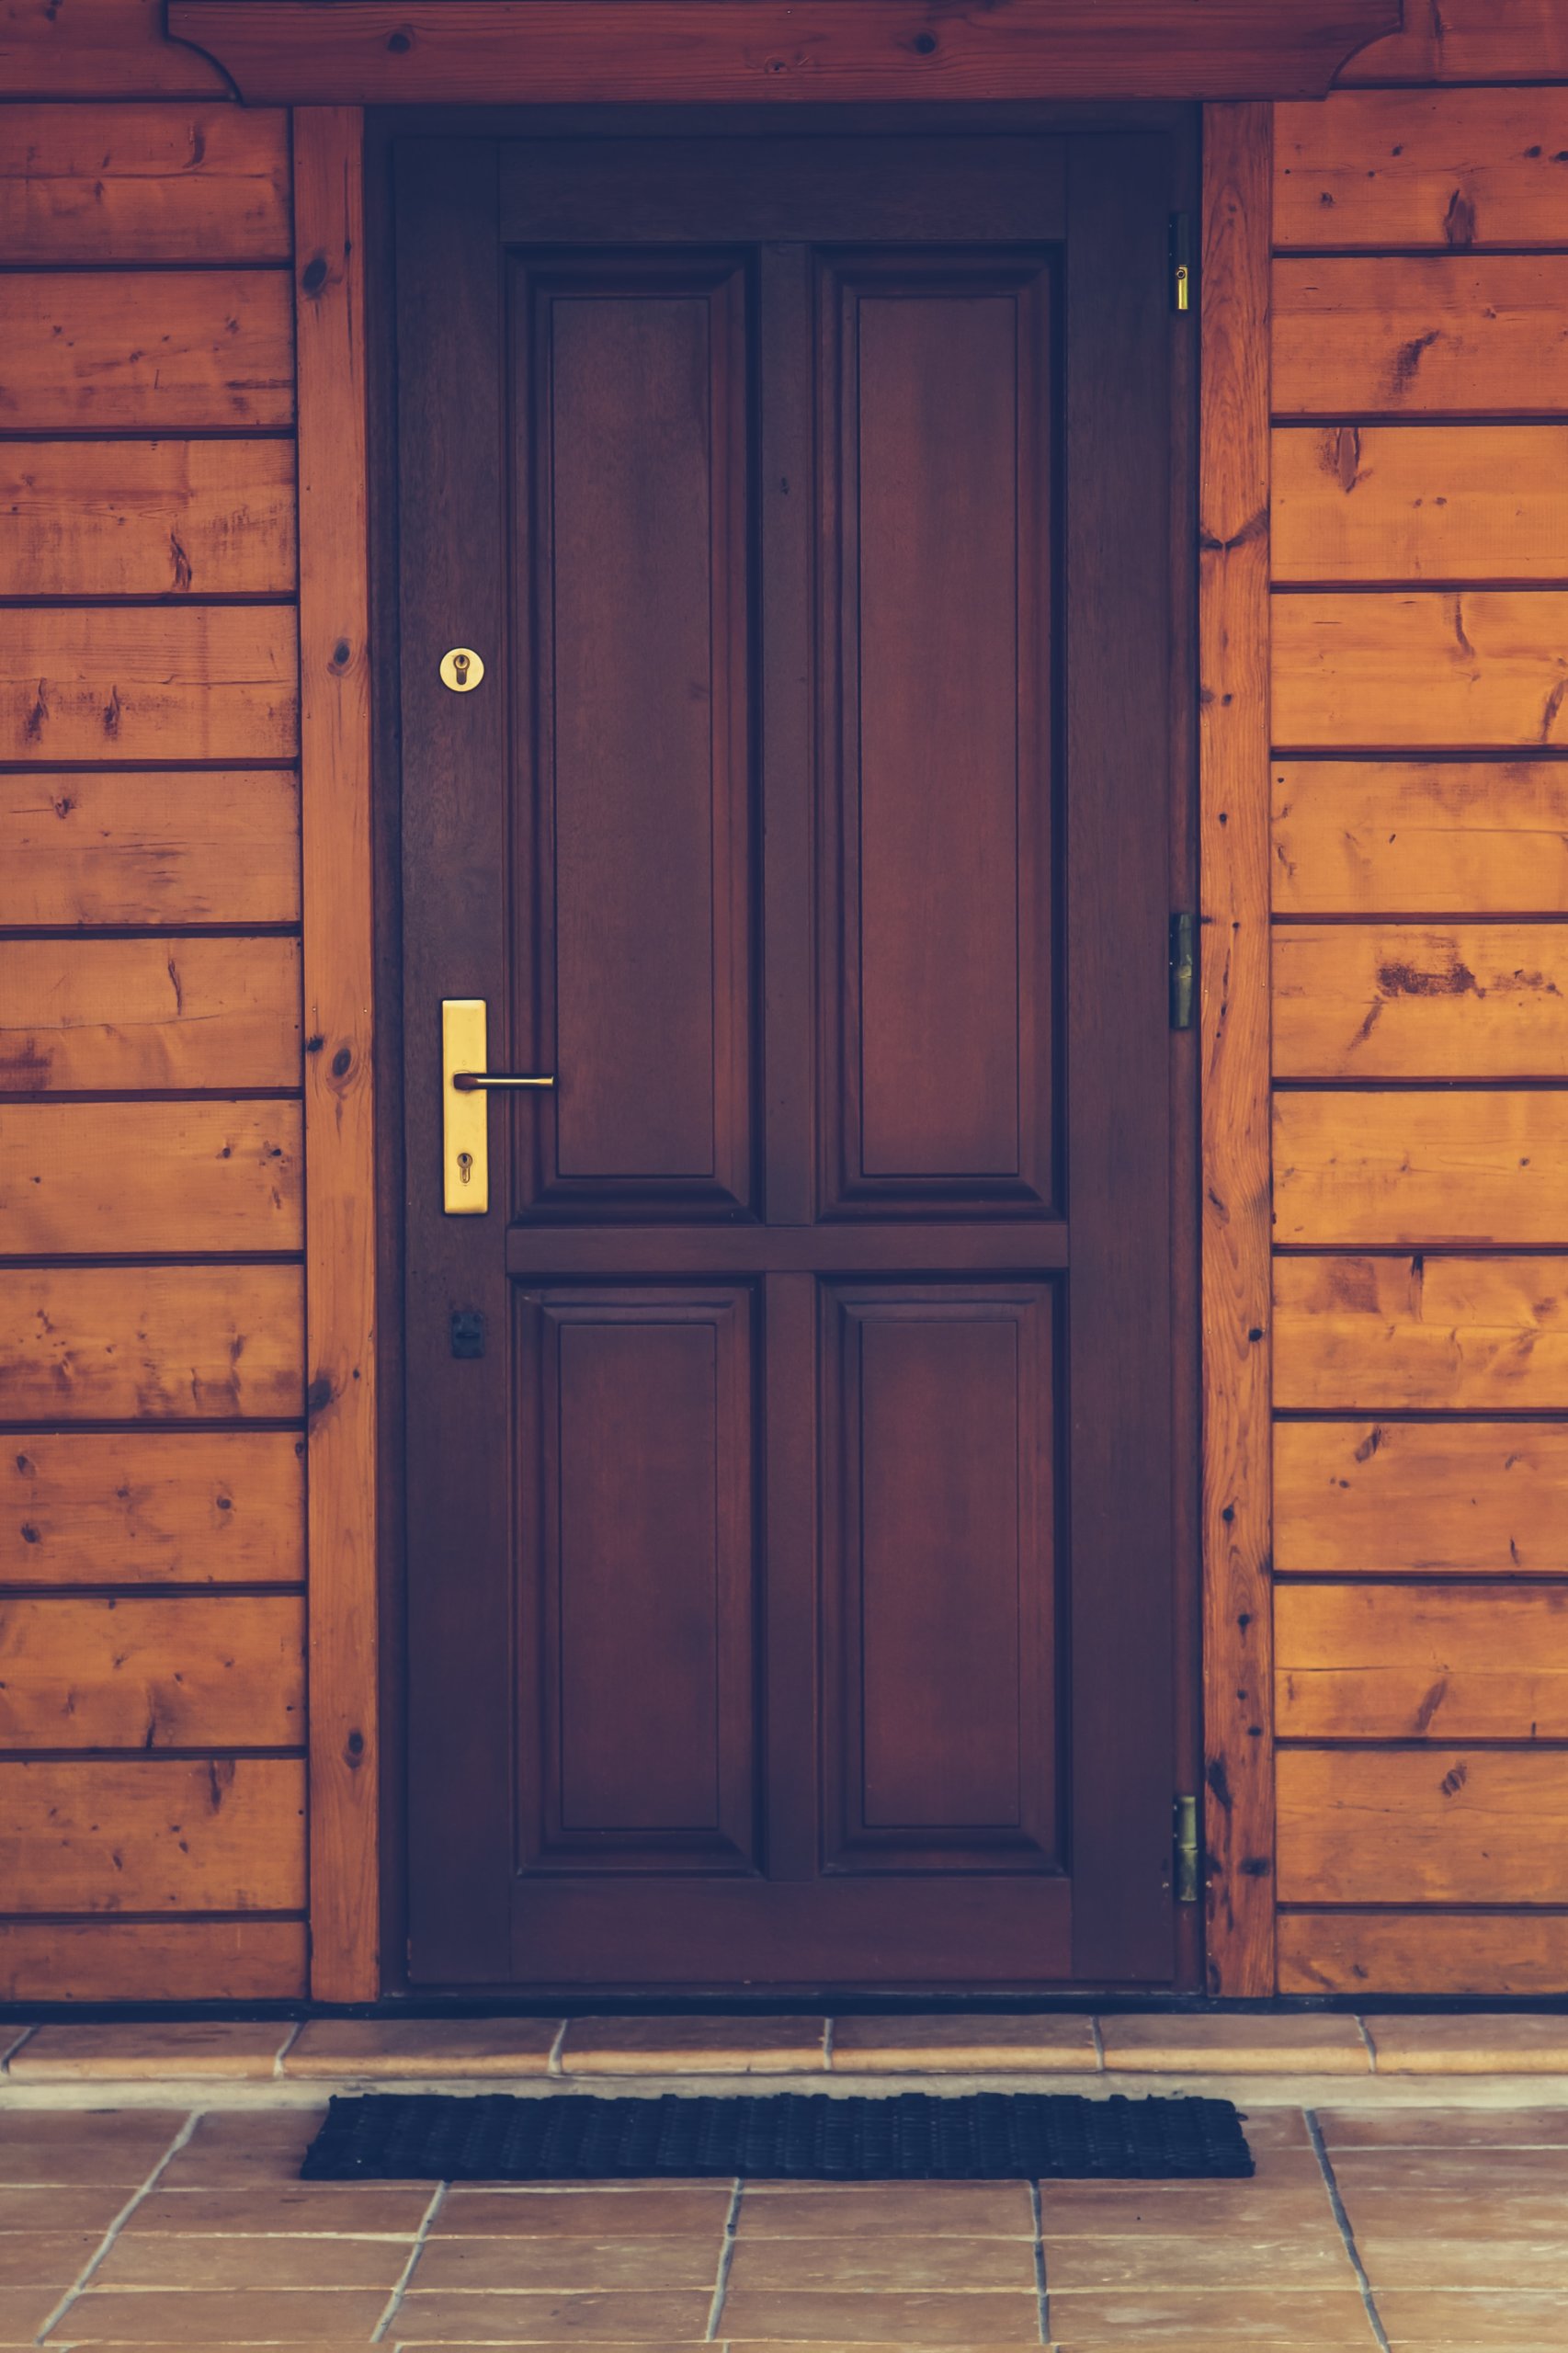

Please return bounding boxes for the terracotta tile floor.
[0,2098,1562,2345]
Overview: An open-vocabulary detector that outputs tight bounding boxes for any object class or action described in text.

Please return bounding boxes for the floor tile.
[726,2238,1038,2291]
[92,2227,410,2290]
[1040,2233,1356,2290]
[44,2287,391,2341]
[409,2234,722,2290]
[1234,2109,1314,2148]
[1360,2236,1568,2290]
[9,2020,290,2080]
[828,2014,1097,2073]
[393,2289,717,2340]
[1319,2106,1568,2148]
[1374,2288,1568,2346]
[122,2182,431,2234]
[1331,2149,1568,2196]
[1041,2288,1370,2339]
[717,2290,1041,2342]
[1366,2014,1568,2075]
[559,2016,828,2074]
[0,2230,101,2287]
[735,2184,1034,2236]
[1035,2177,1335,2234]
[155,2105,329,2188]
[1340,2189,1568,2243]
[0,2111,186,2187]
[286,2016,562,2079]
[437,2187,733,2237]
[0,2289,73,2341]
[0,2186,126,2234]
[1098,2015,1369,2073]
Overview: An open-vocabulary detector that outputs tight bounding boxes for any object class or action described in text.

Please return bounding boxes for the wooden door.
[396,127,1182,1989]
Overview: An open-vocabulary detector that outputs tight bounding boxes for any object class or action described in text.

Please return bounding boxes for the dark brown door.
[396,127,1182,1989]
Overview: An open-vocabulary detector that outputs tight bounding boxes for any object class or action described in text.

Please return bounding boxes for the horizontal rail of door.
[505,1222,1072,1276]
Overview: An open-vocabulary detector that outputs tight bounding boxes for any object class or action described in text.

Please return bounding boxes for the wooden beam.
[293,108,380,2005]
[1199,102,1275,1998]
[169,0,1403,107]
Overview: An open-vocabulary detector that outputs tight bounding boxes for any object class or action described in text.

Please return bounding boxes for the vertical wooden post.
[293,106,380,2001]
[1199,101,1275,1996]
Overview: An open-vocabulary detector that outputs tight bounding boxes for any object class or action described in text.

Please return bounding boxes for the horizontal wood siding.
[1273,62,1568,1991]
[0,82,305,1995]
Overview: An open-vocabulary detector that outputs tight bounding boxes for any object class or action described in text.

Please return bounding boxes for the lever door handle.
[442,998,552,1214]
[452,1071,555,1091]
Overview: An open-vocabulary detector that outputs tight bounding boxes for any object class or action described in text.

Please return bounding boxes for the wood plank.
[1199,102,1275,2000]
[1280,1910,1568,1997]
[293,108,379,2006]
[1275,1419,1568,1575]
[1276,90,1568,251]
[0,770,301,929]
[0,107,289,264]
[0,0,231,99]
[0,1265,302,1422]
[0,1594,305,1749]
[0,271,294,430]
[0,937,301,1093]
[1273,427,1568,585]
[1275,1090,1568,1247]
[1274,923,1568,1080]
[0,1100,302,1256]
[1338,0,1568,85]
[0,608,299,765]
[1276,1255,1568,1411]
[0,1915,305,2000]
[1273,592,1568,753]
[167,0,1403,106]
[1273,257,1568,417]
[1,1431,304,1587]
[1278,1747,1568,1904]
[0,441,297,597]
[1276,1581,1568,1740]
[1272,759,1568,917]
[0,1756,305,1912]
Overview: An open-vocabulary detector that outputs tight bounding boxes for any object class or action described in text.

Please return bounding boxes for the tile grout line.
[1088,2017,1106,2069]
[0,2025,35,2073]
[272,2018,304,2077]
[1028,2177,1049,2346]
[821,2018,835,2072]
[369,2177,447,2342]
[546,2018,570,2078]
[32,2105,202,2347]
[703,2177,743,2342]
[1355,2016,1378,2073]
[1305,2108,1391,2353]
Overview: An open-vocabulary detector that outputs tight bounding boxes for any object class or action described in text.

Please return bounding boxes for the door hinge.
[1175,1794,1200,1904]
[1169,213,1194,313]
[1169,911,1196,1030]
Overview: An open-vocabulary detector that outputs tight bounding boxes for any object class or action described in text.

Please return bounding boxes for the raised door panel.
[821,1285,1059,1874]
[517,1288,755,1872]
[514,256,751,1218]
[821,255,1054,1219]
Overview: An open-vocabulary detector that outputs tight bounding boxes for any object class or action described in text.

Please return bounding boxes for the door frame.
[364,101,1203,1999]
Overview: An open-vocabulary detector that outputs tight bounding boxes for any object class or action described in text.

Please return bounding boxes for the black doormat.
[301,2090,1253,2181]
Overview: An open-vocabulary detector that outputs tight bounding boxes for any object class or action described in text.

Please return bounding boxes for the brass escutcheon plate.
[439,646,484,692]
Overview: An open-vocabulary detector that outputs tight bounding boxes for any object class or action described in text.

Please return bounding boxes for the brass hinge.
[1169,911,1196,1030]
[1175,1794,1200,1904]
[1169,212,1194,313]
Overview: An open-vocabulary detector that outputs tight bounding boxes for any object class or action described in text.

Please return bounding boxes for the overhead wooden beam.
[169,0,1403,107]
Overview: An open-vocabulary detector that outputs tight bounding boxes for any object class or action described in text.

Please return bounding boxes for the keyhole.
[457,1150,473,1184]
[452,653,470,686]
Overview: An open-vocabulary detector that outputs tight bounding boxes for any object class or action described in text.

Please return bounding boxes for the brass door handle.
[442,998,552,1214]
[452,1071,555,1091]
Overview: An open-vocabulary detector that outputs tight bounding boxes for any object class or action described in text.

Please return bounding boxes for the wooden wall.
[1267,4,1568,1994]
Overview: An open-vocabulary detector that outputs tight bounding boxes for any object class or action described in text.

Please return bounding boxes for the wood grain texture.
[1273,257,1568,417]
[1338,0,1568,85]
[0,270,294,431]
[0,937,301,1092]
[0,441,298,598]
[0,608,299,765]
[1274,924,1568,1080]
[1199,102,1275,1999]
[1273,760,1568,916]
[1274,593,1568,754]
[0,1594,305,1749]
[1275,1419,1568,1575]
[1272,427,1568,586]
[0,1756,305,1913]
[0,1431,304,1587]
[0,1916,306,2001]
[0,1265,302,1423]
[1277,1581,1568,1740]
[0,0,230,98]
[168,0,1402,105]
[1276,1255,1568,1411]
[1278,1746,1568,1904]
[1280,1910,1568,1996]
[0,1100,302,1256]
[293,108,379,2006]
[0,770,301,928]
[1276,89,1568,250]
[1275,1090,1568,1247]
[0,106,290,262]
